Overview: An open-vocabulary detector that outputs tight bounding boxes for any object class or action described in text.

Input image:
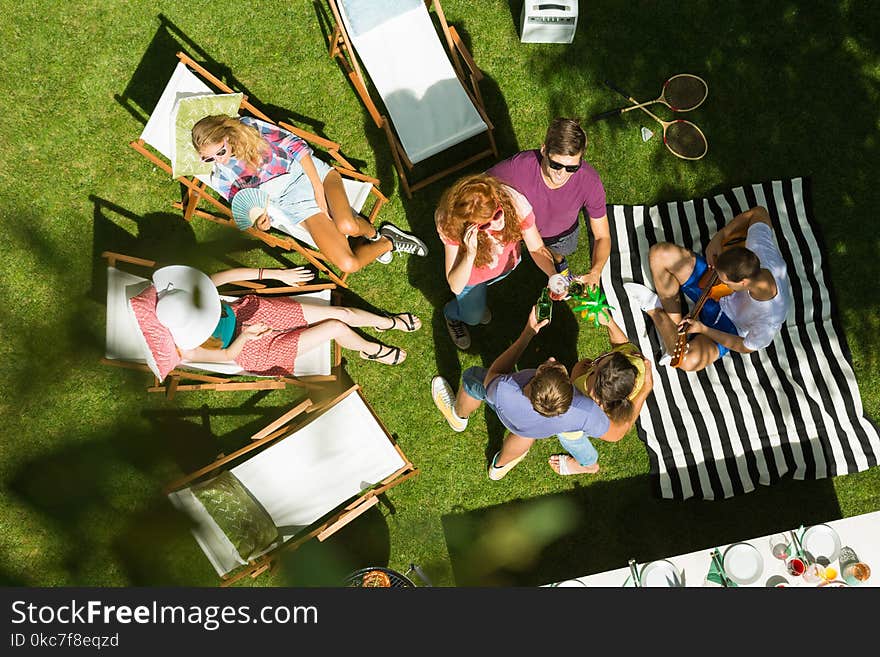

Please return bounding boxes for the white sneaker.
[431,376,468,432]
[624,282,662,312]
[375,249,393,264]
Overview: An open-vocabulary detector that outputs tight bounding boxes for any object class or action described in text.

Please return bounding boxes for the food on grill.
[360,569,392,587]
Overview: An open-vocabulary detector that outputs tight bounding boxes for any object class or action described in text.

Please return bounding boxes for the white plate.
[801,524,841,563]
[723,542,764,585]
[640,560,683,587]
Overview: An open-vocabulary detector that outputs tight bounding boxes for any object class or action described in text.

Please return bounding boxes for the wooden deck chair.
[164,384,418,585]
[101,251,341,399]
[129,51,389,288]
[327,0,498,197]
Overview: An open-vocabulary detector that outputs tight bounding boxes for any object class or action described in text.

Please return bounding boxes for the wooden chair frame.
[163,384,419,586]
[327,0,498,198]
[101,251,341,399]
[129,51,390,288]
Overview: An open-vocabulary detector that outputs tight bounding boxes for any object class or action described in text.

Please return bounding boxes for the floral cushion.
[191,471,278,561]
[128,285,181,381]
[171,92,243,178]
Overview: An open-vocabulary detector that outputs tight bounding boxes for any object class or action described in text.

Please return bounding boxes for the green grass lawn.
[1,0,878,586]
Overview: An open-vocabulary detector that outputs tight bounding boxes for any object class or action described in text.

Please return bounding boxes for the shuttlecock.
[641,126,654,141]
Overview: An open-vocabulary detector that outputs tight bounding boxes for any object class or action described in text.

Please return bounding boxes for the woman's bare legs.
[294,319,404,365]
[300,170,391,274]
[298,302,420,332]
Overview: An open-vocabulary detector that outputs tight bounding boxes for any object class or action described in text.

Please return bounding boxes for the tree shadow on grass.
[442,473,842,586]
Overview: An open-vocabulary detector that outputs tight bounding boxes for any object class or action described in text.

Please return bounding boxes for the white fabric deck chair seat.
[336,0,488,164]
[105,265,331,377]
[141,61,372,249]
[167,391,407,576]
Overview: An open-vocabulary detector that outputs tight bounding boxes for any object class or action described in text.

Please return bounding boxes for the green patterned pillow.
[191,471,278,560]
[171,92,243,178]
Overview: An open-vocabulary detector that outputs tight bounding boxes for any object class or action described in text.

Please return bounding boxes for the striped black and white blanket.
[603,177,880,500]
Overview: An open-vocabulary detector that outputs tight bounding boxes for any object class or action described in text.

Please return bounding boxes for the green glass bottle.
[536,287,553,322]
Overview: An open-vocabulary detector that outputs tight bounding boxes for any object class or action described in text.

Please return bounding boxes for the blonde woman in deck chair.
[141,264,420,369]
[192,115,428,273]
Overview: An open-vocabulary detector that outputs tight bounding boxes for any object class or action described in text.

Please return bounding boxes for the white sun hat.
[152,265,221,350]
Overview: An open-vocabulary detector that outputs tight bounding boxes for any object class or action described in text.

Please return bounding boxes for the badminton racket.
[598,79,708,160]
[609,74,708,116]
[591,74,707,122]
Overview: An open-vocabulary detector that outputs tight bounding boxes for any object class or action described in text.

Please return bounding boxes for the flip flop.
[550,454,600,476]
[360,344,406,365]
[488,450,528,481]
[375,312,421,333]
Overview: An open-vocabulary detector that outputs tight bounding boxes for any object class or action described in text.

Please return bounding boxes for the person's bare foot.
[548,454,600,476]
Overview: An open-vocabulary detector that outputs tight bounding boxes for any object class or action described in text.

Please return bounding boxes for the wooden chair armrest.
[334,165,380,186]
[277,121,340,152]
[102,251,156,268]
[448,26,483,82]
[317,495,379,541]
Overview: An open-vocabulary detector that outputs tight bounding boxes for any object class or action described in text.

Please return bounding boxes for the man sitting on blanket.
[625,206,790,372]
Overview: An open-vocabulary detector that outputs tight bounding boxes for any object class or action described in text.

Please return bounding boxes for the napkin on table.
[705,550,738,587]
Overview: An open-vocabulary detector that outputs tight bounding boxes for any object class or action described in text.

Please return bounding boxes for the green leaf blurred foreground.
[0,1,878,586]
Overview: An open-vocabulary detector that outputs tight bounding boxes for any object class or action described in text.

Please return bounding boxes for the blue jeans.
[680,254,739,359]
[444,268,514,325]
[461,367,598,467]
[557,431,599,467]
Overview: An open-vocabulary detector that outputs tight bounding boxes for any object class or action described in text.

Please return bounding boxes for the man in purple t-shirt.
[487,117,610,289]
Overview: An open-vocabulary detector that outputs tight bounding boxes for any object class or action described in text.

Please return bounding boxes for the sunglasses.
[546,156,581,174]
[475,204,503,231]
[200,142,228,163]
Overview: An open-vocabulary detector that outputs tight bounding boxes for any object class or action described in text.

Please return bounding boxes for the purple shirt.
[486,369,610,439]
[487,150,606,241]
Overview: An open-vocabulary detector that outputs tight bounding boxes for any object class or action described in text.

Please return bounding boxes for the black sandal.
[359,344,406,365]
[375,312,421,333]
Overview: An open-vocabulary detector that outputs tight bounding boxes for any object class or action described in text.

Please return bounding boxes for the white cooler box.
[520,1,578,44]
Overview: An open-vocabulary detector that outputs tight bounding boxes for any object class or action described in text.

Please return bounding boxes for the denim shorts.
[680,254,739,359]
[463,366,598,466]
[543,223,579,257]
[262,156,334,228]
[462,366,492,405]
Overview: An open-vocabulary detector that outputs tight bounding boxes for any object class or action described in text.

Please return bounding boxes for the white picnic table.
[549,510,880,587]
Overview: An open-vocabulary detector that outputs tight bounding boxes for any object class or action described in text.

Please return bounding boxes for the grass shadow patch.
[442,474,841,586]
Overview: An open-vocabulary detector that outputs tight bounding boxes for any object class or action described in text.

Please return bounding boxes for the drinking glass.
[785,555,807,577]
[768,533,792,560]
[548,274,569,301]
[803,563,825,584]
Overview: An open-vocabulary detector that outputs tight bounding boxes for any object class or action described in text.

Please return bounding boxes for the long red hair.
[435,174,522,269]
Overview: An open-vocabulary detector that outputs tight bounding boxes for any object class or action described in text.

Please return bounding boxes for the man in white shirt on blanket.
[625,206,790,372]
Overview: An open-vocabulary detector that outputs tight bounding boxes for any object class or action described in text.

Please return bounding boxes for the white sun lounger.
[328,0,497,196]
[165,386,418,584]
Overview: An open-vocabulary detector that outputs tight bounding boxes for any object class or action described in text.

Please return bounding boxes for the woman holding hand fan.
[192,115,427,272]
